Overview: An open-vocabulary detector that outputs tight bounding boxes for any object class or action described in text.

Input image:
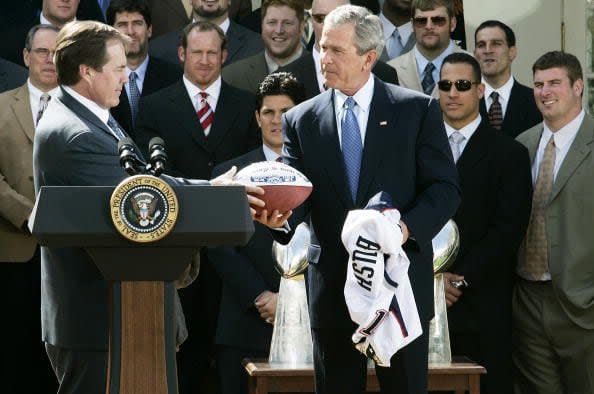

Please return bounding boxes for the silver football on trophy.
[272,222,310,279]
[432,219,460,274]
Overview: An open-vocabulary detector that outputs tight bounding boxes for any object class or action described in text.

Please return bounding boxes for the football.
[235,161,313,215]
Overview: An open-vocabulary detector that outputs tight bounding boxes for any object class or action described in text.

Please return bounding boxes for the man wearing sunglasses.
[474,20,542,138]
[437,52,532,394]
[388,0,467,97]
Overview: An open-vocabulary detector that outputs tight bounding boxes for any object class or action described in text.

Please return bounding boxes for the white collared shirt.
[40,13,75,26]
[483,75,514,119]
[312,46,325,93]
[183,75,222,112]
[27,79,58,124]
[265,47,303,73]
[262,144,281,162]
[125,55,149,97]
[334,75,374,147]
[533,110,585,185]
[414,40,456,86]
[62,85,125,140]
[444,114,482,156]
[379,13,412,57]
[192,17,230,34]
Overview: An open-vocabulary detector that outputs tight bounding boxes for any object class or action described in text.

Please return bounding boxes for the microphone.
[148,137,168,177]
[118,138,143,175]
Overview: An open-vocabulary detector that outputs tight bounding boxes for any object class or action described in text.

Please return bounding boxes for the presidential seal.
[110,175,179,243]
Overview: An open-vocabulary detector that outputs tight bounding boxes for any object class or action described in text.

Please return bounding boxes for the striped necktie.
[128,71,141,126]
[197,92,214,136]
[488,91,503,130]
[421,62,436,95]
[36,93,51,125]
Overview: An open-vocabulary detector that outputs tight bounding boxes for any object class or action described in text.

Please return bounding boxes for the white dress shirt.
[444,114,482,157]
[183,75,222,112]
[312,46,325,93]
[27,79,58,124]
[40,13,75,26]
[334,75,374,147]
[483,75,514,119]
[262,144,281,162]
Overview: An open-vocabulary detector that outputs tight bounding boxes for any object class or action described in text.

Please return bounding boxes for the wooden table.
[243,358,486,394]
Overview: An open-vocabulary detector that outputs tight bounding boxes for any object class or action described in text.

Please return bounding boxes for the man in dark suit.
[106,0,181,140]
[437,53,532,394]
[209,71,306,394]
[474,20,541,138]
[223,0,307,94]
[33,20,263,393]
[280,0,399,99]
[149,0,264,67]
[136,21,261,394]
[0,58,28,93]
[257,5,460,393]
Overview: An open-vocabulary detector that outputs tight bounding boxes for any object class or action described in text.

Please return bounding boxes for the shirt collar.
[542,109,585,151]
[483,75,514,104]
[193,16,230,34]
[40,13,75,26]
[27,79,58,99]
[333,74,374,114]
[414,40,455,74]
[379,14,413,45]
[126,55,149,80]
[182,74,222,103]
[264,47,303,73]
[379,13,396,40]
[262,144,281,161]
[444,114,482,141]
[62,85,110,124]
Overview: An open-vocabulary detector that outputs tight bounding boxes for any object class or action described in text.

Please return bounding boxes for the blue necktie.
[422,62,436,95]
[107,115,127,141]
[128,71,140,126]
[341,97,363,202]
[98,0,110,19]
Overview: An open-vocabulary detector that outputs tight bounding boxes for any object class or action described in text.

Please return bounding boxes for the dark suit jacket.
[149,21,264,67]
[208,147,280,352]
[110,56,181,140]
[0,58,27,93]
[135,79,261,179]
[281,77,460,329]
[447,121,531,393]
[279,54,399,100]
[146,0,189,38]
[479,79,542,138]
[33,87,207,348]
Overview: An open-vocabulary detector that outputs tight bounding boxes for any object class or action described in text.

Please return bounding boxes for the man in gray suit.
[514,51,594,394]
[33,20,263,394]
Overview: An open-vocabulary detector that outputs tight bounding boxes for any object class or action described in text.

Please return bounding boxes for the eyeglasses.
[29,48,56,58]
[412,16,448,28]
[437,79,480,92]
[312,13,326,24]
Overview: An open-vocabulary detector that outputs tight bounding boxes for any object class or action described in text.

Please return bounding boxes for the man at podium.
[32,20,263,394]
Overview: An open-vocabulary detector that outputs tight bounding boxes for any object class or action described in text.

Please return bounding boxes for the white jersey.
[342,208,422,367]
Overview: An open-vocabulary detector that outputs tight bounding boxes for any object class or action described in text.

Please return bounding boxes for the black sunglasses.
[412,16,448,27]
[438,79,480,92]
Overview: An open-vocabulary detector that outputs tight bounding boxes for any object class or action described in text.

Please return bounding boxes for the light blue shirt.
[125,55,149,98]
[414,40,456,84]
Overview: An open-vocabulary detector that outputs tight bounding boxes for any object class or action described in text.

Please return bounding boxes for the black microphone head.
[149,137,165,150]
[118,137,135,152]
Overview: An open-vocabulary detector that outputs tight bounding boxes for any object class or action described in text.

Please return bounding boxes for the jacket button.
[208,161,214,167]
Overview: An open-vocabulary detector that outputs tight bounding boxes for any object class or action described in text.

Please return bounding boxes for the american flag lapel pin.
[380,121,388,126]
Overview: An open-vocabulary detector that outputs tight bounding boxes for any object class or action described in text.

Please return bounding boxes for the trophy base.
[428,273,452,364]
[268,276,313,367]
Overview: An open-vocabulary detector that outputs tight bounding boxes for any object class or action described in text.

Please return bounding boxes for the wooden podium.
[30,185,254,394]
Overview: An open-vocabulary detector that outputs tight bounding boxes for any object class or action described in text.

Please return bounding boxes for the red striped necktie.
[197,91,214,136]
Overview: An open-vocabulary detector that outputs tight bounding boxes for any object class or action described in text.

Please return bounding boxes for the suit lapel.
[246,53,269,93]
[11,85,35,143]
[357,79,394,205]
[549,115,594,202]
[399,51,423,92]
[315,91,353,209]
[59,87,117,140]
[501,80,521,132]
[456,122,489,172]
[205,82,239,151]
[168,81,209,150]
